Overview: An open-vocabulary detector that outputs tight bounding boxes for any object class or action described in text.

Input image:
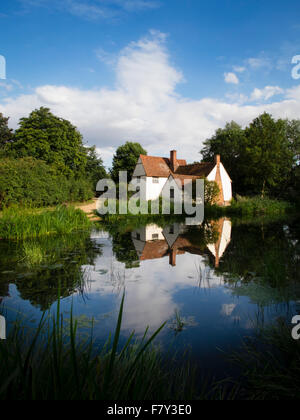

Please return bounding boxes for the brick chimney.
[170,150,178,171]
[169,249,177,267]
[215,154,221,166]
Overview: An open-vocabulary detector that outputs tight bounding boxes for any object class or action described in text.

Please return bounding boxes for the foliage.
[0,294,199,400]
[0,206,92,240]
[230,195,293,216]
[202,121,246,193]
[85,146,107,189]
[0,231,101,310]
[229,320,300,400]
[243,113,293,197]
[5,107,88,176]
[201,113,295,198]
[0,113,13,148]
[110,141,147,183]
[0,157,93,209]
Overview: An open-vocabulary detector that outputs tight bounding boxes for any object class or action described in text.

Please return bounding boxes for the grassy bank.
[0,206,92,240]
[206,196,294,218]
[0,294,200,400]
[229,319,300,400]
[98,196,294,225]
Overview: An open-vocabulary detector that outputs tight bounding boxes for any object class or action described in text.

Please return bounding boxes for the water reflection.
[1,216,300,372]
[131,218,232,268]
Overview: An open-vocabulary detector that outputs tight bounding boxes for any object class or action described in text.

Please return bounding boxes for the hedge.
[0,157,94,209]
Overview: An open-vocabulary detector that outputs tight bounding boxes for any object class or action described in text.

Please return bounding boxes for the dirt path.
[75,198,101,222]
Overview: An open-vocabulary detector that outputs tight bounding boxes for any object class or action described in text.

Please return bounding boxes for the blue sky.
[1,0,300,166]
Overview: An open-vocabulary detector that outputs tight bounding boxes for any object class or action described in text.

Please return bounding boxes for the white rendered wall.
[207,166,217,182]
[220,164,232,202]
[145,177,168,201]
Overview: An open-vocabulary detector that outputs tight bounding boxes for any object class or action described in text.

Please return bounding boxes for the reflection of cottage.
[0,315,6,340]
[206,219,232,268]
[131,219,232,268]
[132,150,232,205]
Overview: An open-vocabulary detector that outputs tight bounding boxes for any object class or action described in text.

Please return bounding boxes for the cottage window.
[152,234,159,240]
[170,188,175,199]
[152,177,159,184]
[136,233,141,240]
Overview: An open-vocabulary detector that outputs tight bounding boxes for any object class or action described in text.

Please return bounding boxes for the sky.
[1,0,300,168]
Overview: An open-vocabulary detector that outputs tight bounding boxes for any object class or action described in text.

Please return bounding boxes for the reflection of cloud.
[86,239,227,334]
[221,303,236,317]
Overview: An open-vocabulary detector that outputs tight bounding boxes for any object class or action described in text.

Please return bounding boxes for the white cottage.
[132,150,232,205]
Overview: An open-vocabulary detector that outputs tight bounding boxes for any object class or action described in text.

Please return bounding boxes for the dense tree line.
[201,113,300,203]
[0,108,107,208]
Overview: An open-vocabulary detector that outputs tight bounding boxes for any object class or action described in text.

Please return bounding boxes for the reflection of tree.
[211,218,300,305]
[181,221,220,250]
[111,231,140,269]
[0,233,102,311]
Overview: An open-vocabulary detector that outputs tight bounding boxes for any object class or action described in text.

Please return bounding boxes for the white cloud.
[224,72,239,85]
[250,86,284,101]
[233,66,246,73]
[1,31,300,167]
[19,0,160,20]
[247,57,271,70]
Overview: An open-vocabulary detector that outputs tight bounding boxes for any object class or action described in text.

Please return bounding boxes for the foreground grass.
[0,206,92,240]
[0,294,200,401]
[229,319,300,400]
[1,294,298,400]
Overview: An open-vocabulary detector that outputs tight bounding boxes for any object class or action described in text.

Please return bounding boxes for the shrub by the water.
[0,157,94,209]
[0,206,92,240]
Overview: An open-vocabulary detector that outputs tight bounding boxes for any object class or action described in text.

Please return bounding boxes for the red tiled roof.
[175,162,215,177]
[140,240,169,260]
[139,154,215,179]
[140,155,187,177]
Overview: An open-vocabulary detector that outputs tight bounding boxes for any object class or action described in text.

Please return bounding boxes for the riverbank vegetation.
[1,294,299,400]
[0,294,199,401]
[202,113,300,205]
[0,109,106,209]
[229,320,300,400]
[0,206,92,240]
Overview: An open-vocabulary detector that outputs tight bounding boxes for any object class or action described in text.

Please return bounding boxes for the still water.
[1,217,300,377]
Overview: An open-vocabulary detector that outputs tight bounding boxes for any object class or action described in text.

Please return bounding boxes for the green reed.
[0,206,92,240]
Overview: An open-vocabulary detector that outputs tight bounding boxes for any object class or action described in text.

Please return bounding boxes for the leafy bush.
[0,157,94,209]
[230,195,293,215]
[0,206,92,240]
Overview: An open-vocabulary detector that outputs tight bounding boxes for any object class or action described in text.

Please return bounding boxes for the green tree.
[7,107,87,176]
[244,113,294,197]
[201,121,247,194]
[110,141,147,183]
[85,146,107,189]
[0,113,13,149]
[201,114,295,197]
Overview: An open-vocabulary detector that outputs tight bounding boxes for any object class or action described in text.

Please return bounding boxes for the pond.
[1,216,300,379]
